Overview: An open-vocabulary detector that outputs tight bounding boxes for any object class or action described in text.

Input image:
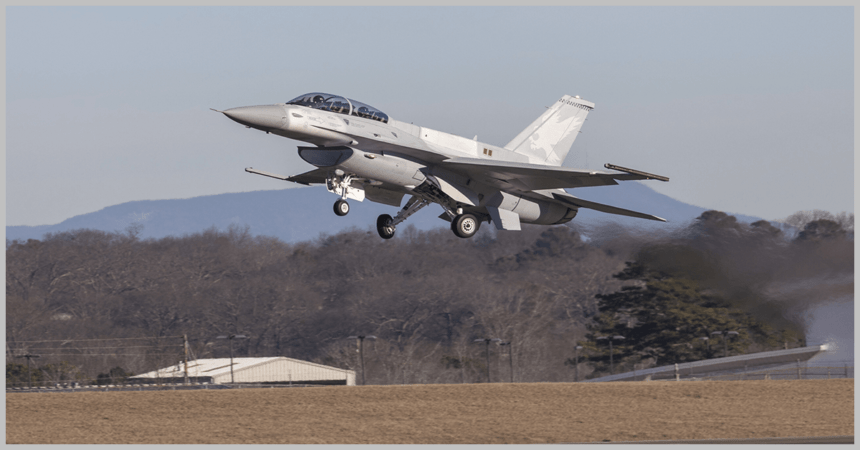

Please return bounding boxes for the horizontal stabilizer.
[443,157,628,191]
[552,192,667,222]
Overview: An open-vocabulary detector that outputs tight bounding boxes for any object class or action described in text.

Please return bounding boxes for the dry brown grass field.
[6,379,853,444]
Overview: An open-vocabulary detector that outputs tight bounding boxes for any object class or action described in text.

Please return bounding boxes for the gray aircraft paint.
[218,93,667,239]
[504,95,593,166]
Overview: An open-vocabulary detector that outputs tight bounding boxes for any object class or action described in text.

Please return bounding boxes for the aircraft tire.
[376,214,396,239]
[452,213,479,239]
[334,199,350,216]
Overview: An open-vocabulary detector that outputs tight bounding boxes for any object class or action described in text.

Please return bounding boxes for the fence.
[6,335,189,389]
[584,345,844,383]
[5,381,340,393]
[627,361,854,382]
[692,365,853,382]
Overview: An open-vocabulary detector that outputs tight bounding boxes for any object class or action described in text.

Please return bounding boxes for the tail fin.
[504,95,594,166]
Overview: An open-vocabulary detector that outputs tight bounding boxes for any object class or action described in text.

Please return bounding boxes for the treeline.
[6,209,853,385]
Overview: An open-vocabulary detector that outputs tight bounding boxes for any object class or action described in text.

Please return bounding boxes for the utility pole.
[499,341,513,383]
[16,354,40,389]
[574,345,583,382]
[183,334,189,385]
[347,335,376,385]
[474,338,501,383]
[216,334,247,384]
[698,336,710,358]
[596,336,625,374]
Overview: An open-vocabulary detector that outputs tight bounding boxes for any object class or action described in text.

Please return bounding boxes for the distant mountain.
[6,183,762,244]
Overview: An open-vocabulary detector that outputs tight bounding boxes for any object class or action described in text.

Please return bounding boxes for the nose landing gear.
[333,199,350,216]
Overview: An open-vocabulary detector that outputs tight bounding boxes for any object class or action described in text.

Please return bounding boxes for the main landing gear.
[451,213,480,239]
[375,196,430,239]
[375,197,481,240]
[377,214,395,239]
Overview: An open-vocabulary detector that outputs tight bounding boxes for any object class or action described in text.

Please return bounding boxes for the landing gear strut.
[326,171,363,214]
[333,199,349,216]
[376,196,430,239]
[451,213,480,239]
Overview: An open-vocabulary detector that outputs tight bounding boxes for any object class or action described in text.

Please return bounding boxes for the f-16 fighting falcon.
[214,93,669,239]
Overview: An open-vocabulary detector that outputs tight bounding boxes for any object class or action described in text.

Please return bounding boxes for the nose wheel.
[451,213,480,238]
[333,199,350,216]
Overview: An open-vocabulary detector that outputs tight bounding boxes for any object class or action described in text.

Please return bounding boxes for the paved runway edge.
[569,435,854,444]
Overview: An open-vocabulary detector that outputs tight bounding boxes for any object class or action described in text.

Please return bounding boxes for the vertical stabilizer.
[504,95,594,166]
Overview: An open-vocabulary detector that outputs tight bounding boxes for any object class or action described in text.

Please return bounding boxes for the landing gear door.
[326,178,365,202]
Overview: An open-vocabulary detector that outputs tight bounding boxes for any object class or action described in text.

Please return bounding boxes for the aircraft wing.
[441,158,668,191]
[286,168,329,185]
[551,191,667,222]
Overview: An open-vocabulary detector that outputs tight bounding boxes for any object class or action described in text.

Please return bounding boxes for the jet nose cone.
[221,105,286,130]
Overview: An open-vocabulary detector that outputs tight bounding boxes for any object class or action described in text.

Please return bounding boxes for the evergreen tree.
[583,261,800,378]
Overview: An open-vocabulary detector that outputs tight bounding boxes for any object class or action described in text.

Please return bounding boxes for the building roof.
[131,356,352,380]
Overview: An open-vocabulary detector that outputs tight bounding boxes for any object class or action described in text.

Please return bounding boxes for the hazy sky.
[6,6,854,226]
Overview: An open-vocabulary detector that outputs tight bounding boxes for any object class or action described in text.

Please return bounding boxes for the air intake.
[298,146,354,167]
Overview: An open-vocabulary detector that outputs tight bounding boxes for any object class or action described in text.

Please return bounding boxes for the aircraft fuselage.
[218,92,667,239]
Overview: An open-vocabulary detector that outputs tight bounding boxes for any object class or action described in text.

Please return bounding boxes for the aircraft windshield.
[287,92,389,123]
[348,99,389,123]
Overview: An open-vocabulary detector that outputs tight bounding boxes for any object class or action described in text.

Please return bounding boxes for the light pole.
[216,334,247,383]
[499,341,513,383]
[347,335,376,385]
[16,354,40,389]
[596,335,625,374]
[574,345,583,382]
[711,331,739,357]
[474,338,501,383]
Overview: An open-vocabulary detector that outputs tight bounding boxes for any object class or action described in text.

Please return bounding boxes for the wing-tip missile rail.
[604,163,670,182]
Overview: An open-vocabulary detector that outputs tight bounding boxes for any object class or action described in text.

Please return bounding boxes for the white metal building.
[132,357,356,386]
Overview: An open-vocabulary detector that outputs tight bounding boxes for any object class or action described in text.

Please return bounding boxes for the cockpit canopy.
[287,93,390,123]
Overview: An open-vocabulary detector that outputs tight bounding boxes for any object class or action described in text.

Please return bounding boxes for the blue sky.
[6,6,854,226]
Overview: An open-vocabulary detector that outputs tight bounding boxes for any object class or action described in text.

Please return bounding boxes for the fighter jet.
[215,93,669,239]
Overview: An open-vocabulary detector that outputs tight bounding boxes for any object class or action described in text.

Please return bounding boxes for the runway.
[576,435,854,444]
